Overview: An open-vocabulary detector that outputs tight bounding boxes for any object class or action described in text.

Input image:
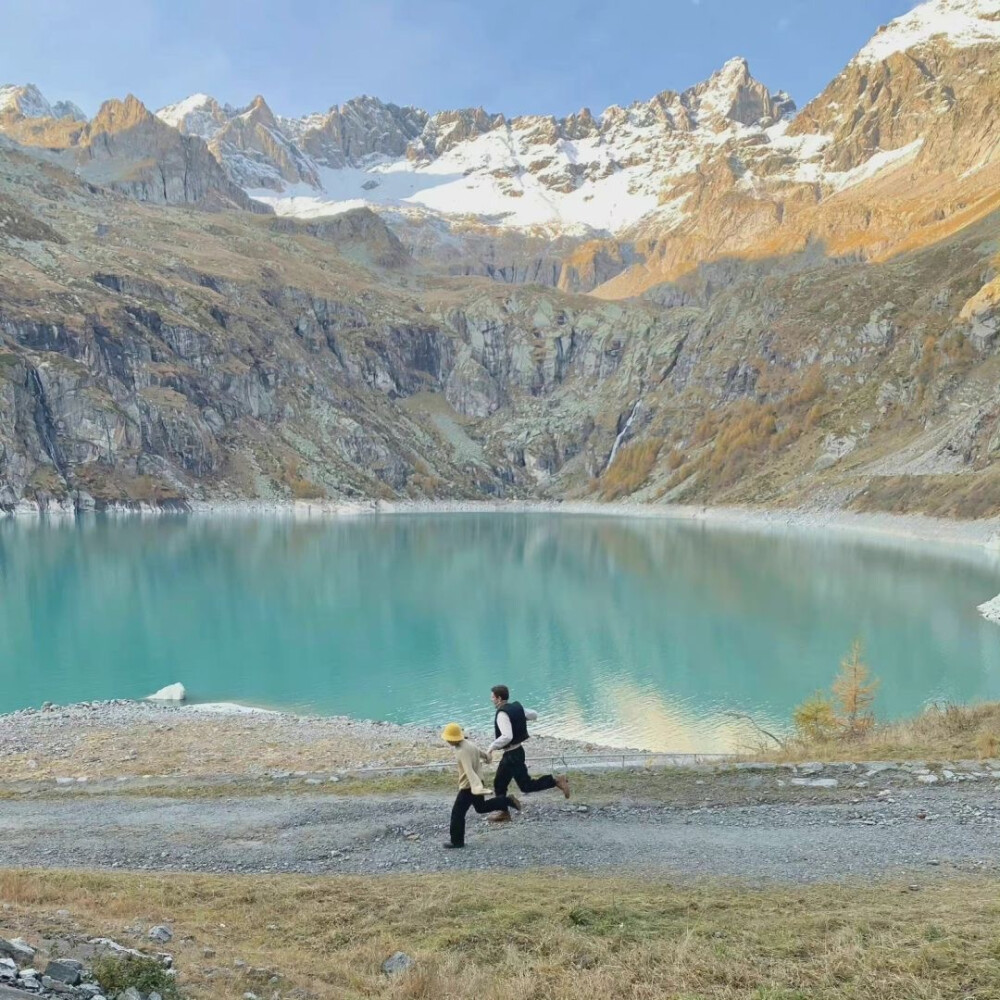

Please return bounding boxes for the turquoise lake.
[1,513,998,752]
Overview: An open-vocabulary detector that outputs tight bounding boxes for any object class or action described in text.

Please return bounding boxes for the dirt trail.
[1,782,997,882]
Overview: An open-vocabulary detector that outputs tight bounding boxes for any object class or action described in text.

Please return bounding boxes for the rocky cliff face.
[0,138,674,509]
[3,121,1000,518]
[0,92,268,213]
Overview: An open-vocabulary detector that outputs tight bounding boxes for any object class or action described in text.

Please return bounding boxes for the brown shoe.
[554,775,570,799]
[488,811,512,823]
[507,795,522,813]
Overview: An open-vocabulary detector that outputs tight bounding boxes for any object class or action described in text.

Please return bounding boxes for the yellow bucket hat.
[441,722,464,742]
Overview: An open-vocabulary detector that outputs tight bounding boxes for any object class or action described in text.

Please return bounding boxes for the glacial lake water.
[1,513,998,752]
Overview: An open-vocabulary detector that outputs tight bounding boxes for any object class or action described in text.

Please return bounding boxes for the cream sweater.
[454,739,489,794]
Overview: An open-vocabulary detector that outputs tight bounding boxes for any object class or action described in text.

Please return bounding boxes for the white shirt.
[489,706,538,753]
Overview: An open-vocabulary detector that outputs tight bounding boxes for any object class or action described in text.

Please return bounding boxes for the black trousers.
[450,788,515,846]
[493,745,556,805]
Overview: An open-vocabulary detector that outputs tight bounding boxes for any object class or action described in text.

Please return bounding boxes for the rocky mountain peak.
[785,0,1000,175]
[213,95,317,190]
[0,83,50,118]
[89,94,157,136]
[562,107,599,139]
[292,96,429,169]
[51,100,86,121]
[156,93,226,135]
[0,83,83,121]
[684,56,793,127]
[410,106,501,159]
[0,88,268,213]
[243,94,277,125]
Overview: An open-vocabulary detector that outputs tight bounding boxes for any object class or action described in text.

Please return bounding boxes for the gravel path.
[2,783,999,882]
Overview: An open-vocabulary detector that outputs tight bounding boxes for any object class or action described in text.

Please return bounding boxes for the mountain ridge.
[3,0,996,243]
[2,0,1000,516]
[3,0,998,300]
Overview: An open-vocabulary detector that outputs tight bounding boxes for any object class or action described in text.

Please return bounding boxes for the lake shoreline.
[6,496,1000,554]
[0,698,653,784]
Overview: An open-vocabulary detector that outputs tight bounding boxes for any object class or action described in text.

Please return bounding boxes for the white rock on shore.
[146,683,186,702]
[978,594,1000,624]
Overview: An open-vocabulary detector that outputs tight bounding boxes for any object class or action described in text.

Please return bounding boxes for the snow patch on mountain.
[765,122,833,183]
[153,56,794,233]
[826,138,925,191]
[250,156,663,230]
[249,115,718,230]
[156,93,222,134]
[857,0,1000,63]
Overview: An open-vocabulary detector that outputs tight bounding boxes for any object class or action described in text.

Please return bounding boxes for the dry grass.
[278,457,326,501]
[852,473,1000,519]
[0,768,777,806]
[2,869,1000,999]
[691,402,781,489]
[599,440,662,500]
[0,717,447,783]
[25,465,68,499]
[670,366,829,500]
[768,701,1000,764]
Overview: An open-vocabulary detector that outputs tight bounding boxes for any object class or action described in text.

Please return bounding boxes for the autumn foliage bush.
[683,366,827,492]
[792,641,880,744]
[599,440,662,500]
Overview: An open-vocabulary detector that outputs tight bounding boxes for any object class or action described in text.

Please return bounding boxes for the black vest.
[495,701,530,745]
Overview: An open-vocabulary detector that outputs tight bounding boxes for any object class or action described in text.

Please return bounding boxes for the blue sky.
[1,0,919,118]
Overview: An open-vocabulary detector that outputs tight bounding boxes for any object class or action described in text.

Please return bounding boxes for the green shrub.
[92,955,179,1000]
[793,693,839,742]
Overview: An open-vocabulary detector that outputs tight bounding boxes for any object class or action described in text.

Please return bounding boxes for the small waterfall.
[605,399,641,471]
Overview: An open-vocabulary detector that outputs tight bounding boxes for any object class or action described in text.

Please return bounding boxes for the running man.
[487,685,569,822]
[440,722,521,848]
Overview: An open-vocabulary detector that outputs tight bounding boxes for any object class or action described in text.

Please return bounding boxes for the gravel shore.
[0,700,639,784]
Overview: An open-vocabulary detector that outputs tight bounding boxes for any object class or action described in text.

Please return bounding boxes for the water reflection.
[544,679,764,754]
[1,513,998,752]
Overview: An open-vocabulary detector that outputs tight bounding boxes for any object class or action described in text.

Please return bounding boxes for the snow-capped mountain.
[150,57,794,232]
[138,0,1000,239]
[0,83,84,121]
[0,0,998,294]
[157,92,322,189]
[0,89,264,213]
[856,0,1000,62]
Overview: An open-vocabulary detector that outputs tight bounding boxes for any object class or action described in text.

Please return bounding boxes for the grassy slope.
[2,870,1000,999]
